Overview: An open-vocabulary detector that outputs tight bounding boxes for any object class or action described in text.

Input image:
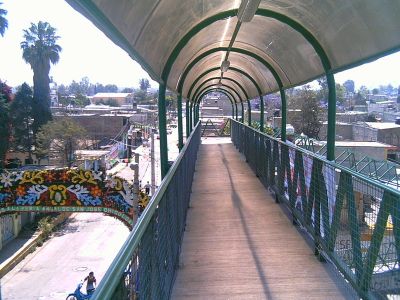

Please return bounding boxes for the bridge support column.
[259,96,264,132]
[327,73,337,161]
[247,100,251,125]
[280,88,287,141]
[189,102,193,132]
[240,102,244,122]
[186,99,190,138]
[235,102,238,120]
[177,94,183,150]
[158,83,169,178]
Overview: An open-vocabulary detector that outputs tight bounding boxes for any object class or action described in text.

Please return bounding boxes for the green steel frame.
[196,88,237,120]
[92,122,202,300]
[231,119,400,299]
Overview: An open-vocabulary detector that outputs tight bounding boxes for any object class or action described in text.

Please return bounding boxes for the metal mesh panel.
[231,119,400,299]
[92,123,201,299]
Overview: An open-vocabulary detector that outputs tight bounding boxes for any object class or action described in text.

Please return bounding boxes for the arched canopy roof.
[66,0,400,102]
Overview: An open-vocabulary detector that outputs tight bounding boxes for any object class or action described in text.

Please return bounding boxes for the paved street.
[0,213,129,299]
[0,123,182,299]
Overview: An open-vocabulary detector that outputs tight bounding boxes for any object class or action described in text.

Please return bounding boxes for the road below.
[0,213,129,299]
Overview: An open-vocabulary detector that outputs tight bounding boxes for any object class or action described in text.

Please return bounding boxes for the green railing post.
[280,88,287,141]
[326,73,336,161]
[259,96,264,132]
[189,102,193,132]
[241,101,244,122]
[235,101,238,120]
[158,83,169,178]
[186,99,190,138]
[177,94,183,150]
[247,100,251,125]
[231,101,235,119]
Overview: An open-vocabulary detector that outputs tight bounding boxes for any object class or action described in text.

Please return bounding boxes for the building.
[91,92,134,106]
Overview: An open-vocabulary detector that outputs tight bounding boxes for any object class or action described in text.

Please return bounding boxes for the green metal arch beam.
[166,8,333,91]
[195,83,242,105]
[188,66,262,99]
[188,66,262,124]
[178,47,283,95]
[197,88,237,119]
[197,88,236,120]
[192,76,249,104]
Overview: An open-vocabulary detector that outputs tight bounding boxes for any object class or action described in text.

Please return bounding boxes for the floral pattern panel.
[0,169,135,228]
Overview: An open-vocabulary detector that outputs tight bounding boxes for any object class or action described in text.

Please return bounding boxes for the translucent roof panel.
[259,0,400,70]
[67,0,400,101]
[179,51,276,99]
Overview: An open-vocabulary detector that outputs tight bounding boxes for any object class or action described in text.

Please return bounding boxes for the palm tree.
[21,21,62,133]
[0,2,8,36]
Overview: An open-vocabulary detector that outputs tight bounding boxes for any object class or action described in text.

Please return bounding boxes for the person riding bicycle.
[83,271,96,295]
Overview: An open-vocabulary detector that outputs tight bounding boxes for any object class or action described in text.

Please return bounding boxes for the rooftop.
[365,122,400,130]
[93,93,132,98]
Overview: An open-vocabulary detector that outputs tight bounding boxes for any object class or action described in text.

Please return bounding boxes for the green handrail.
[92,121,201,299]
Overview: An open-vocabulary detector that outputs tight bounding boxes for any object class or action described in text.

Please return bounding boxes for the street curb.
[0,212,72,279]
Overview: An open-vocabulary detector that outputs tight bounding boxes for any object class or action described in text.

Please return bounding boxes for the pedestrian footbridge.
[92,122,400,299]
[17,0,400,298]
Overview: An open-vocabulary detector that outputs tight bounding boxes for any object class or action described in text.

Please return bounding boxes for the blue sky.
[0,0,399,91]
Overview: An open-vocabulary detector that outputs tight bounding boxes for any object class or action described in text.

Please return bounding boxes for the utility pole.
[150,129,156,195]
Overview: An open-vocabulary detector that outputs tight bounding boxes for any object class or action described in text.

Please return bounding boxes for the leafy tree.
[0,81,12,169]
[317,77,328,102]
[122,87,134,93]
[139,78,150,91]
[21,21,62,133]
[365,114,378,122]
[300,87,322,138]
[35,118,87,167]
[336,83,346,106]
[134,89,146,103]
[343,80,355,94]
[372,88,379,95]
[0,2,8,37]
[10,83,34,159]
[104,84,118,92]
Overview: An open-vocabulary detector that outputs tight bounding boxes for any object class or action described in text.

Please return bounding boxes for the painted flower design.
[45,172,56,182]
[0,173,13,187]
[16,185,26,196]
[90,186,102,197]
[49,185,68,205]
[60,171,69,181]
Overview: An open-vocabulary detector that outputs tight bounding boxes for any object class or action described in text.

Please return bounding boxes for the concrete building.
[91,92,134,106]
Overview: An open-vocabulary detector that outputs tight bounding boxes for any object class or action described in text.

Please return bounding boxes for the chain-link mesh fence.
[92,122,201,300]
[232,119,400,299]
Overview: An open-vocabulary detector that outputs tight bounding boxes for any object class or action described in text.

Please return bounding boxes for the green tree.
[0,2,8,37]
[10,83,34,160]
[0,81,12,169]
[343,80,355,94]
[35,118,87,167]
[134,89,146,103]
[317,77,328,102]
[21,21,62,133]
[336,83,346,106]
[293,86,322,139]
[139,78,150,91]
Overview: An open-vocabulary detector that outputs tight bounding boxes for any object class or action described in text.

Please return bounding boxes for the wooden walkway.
[171,139,352,299]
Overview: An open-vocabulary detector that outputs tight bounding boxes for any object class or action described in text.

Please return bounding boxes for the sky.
[0,0,399,92]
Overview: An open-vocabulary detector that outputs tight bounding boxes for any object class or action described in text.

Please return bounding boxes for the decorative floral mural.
[0,169,135,228]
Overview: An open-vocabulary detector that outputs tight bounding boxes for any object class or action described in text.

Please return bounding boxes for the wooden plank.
[171,142,353,299]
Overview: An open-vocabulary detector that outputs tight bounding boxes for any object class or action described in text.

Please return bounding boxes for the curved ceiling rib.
[177,47,283,101]
[195,83,242,104]
[197,88,236,109]
[192,77,249,103]
[164,8,331,97]
[188,66,262,100]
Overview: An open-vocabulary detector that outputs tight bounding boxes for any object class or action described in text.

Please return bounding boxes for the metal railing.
[92,121,201,299]
[231,119,400,299]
